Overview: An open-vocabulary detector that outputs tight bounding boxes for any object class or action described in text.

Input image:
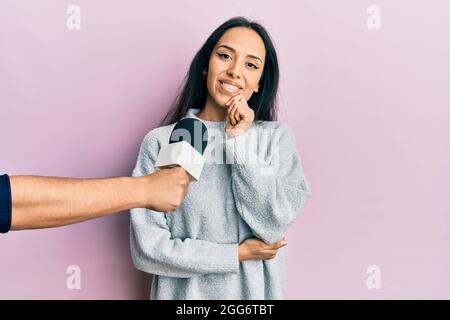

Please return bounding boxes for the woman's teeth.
[219,81,240,93]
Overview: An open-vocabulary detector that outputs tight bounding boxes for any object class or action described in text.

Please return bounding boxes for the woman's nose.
[227,63,242,79]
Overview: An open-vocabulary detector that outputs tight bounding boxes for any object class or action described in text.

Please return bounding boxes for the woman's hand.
[238,238,288,262]
[225,93,255,137]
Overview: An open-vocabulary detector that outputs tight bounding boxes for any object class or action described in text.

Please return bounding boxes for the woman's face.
[206,27,266,108]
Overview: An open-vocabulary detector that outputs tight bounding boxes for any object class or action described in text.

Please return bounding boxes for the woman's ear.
[254,84,260,93]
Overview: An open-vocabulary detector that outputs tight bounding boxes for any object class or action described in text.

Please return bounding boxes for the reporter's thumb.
[172,166,191,183]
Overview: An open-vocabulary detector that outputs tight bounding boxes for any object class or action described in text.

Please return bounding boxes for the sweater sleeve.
[225,123,312,244]
[130,131,239,278]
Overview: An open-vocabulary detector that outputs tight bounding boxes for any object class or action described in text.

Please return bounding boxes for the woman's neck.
[197,95,228,122]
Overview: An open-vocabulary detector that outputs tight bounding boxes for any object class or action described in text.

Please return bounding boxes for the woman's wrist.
[238,244,248,262]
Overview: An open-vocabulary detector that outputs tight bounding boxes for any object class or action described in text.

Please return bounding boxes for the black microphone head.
[169,118,208,155]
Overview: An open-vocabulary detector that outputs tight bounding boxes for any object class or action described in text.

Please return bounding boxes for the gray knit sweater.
[130,108,311,300]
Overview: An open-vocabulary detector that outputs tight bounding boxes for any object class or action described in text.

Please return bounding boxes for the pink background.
[1,0,449,299]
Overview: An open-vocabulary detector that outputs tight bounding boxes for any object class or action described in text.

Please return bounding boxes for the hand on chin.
[224,93,255,137]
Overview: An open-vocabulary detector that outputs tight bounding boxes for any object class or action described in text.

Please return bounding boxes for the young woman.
[130,17,312,300]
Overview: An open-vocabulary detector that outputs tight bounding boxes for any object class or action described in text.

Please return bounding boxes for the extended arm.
[3,167,189,231]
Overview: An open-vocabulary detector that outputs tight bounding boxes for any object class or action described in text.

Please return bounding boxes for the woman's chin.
[207,92,231,109]
[211,96,229,109]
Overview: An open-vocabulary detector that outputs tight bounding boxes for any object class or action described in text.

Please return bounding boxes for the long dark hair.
[161,17,279,125]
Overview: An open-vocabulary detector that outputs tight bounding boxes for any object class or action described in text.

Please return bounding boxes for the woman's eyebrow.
[217,45,262,62]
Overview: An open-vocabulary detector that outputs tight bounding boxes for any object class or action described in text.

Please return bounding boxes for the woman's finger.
[267,240,288,250]
[235,99,254,122]
[225,94,240,107]
[265,249,278,256]
[228,103,237,125]
[233,104,241,124]
[235,100,250,122]
[259,251,277,260]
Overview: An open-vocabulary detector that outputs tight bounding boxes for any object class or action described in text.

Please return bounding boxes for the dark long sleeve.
[0,174,12,233]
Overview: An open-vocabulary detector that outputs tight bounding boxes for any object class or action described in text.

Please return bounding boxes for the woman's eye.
[218,53,258,70]
[218,53,231,60]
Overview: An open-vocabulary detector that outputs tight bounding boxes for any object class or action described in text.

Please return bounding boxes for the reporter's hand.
[238,238,288,262]
[140,167,190,212]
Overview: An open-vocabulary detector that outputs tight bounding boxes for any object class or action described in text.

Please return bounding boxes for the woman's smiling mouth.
[219,80,242,94]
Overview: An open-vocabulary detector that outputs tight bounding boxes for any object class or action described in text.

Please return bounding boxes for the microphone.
[154,118,208,181]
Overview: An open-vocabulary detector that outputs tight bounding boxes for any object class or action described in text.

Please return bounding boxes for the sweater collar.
[185,108,227,128]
